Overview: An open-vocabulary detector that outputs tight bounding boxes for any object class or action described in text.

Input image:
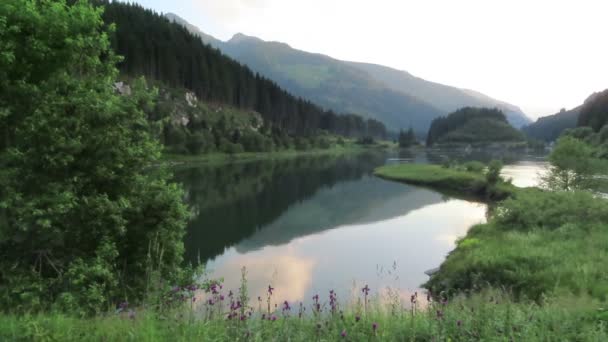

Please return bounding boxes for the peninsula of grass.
[374,163,515,201]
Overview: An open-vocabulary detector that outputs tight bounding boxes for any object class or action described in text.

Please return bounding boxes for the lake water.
[174,150,547,306]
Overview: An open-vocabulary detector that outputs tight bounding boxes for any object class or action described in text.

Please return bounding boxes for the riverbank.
[162,141,397,166]
[374,163,515,201]
[374,162,608,307]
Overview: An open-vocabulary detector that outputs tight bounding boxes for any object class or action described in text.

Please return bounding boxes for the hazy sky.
[125,0,608,119]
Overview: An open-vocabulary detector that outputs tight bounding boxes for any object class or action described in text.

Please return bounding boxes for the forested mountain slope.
[99,1,386,143]
[522,107,580,142]
[165,14,531,131]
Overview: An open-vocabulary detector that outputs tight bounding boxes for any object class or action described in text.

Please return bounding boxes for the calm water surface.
[174,150,547,305]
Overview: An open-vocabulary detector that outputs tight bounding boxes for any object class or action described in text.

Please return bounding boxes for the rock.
[185,92,197,107]
[113,81,131,96]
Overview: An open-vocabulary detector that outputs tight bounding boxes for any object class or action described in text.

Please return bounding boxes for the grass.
[1,290,606,341]
[163,141,396,166]
[375,161,608,329]
[424,189,608,302]
[374,163,515,201]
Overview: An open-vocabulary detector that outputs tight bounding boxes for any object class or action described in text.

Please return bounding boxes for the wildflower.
[312,294,319,302]
[228,290,234,298]
[362,285,370,296]
[355,315,361,322]
[270,315,277,321]
[208,299,215,306]
[341,329,347,338]
[261,314,266,320]
[192,296,197,303]
[240,315,246,321]
[268,285,274,295]
[220,295,225,301]
[283,300,291,311]
[258,296,262,302]
[372,322,378,331]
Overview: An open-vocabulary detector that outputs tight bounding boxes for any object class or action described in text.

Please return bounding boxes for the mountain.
[100,0,388,153]
[220,33,443,133]
[349,62,530,128]
[166,13,531,131]
[522,107,581,142]
[426,107,525,146]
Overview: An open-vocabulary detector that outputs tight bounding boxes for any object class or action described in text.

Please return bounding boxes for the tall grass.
[1,288,605,341]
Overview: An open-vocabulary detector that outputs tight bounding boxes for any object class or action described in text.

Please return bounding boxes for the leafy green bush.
[495,189,608,231]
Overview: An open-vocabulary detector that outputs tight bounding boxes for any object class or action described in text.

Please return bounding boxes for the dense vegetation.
[578,89,608,132]
[0,0,191,314]
[426,107,525,146]
[98,1,387,142]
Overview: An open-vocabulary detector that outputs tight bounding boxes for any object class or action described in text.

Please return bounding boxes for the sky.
[124,0,608,119]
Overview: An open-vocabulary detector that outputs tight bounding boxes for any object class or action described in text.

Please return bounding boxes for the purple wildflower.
[208,299,215,306]
[341,330,347,338]
[220,295,225,301]
[283,300,291,311]
[362,285,370,296]
[268,285,274,296]
[270,315,277,321]
[355,315,361,322]
[372,322,378,331]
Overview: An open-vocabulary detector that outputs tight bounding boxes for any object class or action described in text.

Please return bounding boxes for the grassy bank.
[1,290,605,341]
[374,163,515,201]
[163,141,396,166]
[374,162,608,308]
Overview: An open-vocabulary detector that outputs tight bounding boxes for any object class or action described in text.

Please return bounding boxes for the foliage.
[426,107,524,146]
[578,89,608,132]
[485,160,503,186]
[542,135,604,190]
[0,0,189,314]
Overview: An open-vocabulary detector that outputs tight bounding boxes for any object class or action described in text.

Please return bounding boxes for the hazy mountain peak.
[163,12,531,130]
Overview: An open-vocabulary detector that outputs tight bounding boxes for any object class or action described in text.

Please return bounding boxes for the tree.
[0,0,189,314]
[399,127,416,148]
[542,136,598,191]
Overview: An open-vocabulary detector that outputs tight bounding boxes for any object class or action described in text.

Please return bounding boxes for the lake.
[174,149,547,306]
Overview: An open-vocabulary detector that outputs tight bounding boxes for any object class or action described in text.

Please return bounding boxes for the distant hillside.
[522,107,580,142]
[578,89,608,132]
[350,62,531,128]
[426,107,525,146]
[165,13,531,132]
[522,89,608,141]
[220,33,443,133]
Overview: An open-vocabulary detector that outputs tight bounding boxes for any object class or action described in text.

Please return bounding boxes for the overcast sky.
[125,0,608,119]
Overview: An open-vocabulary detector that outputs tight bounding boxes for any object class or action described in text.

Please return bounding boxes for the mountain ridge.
[165,13,531,131]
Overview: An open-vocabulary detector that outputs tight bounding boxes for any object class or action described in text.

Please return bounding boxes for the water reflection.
[205,196,486,305]
[175,149,547,307]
